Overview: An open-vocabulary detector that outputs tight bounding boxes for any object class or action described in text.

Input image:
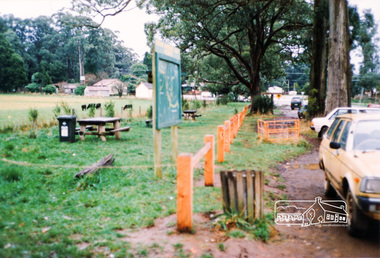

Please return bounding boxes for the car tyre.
[318,127,328,138]
[324,174,336,197]
[346,190,368,237]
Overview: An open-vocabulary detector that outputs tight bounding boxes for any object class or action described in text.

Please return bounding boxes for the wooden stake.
[177,153,193,232]
[172,125,178,163]
[204,134,214,186]
[217,125,225,163]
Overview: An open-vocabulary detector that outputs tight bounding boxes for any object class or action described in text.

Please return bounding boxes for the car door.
[335,120,352,190]
[323,119,346,191]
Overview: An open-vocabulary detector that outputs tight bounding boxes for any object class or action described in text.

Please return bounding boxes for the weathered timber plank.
[74,154,115,178]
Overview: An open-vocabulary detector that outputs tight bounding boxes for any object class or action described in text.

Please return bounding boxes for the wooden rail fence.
[177,105,251,232]
[177,135,214,232]
[217,105,249,162]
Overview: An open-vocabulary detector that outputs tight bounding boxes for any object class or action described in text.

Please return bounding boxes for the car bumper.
[310,126,315,131]
[357,196,380,220]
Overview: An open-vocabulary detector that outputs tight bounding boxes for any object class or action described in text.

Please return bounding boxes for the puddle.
[286,164,320,170]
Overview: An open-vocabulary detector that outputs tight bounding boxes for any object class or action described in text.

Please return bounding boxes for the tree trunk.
[325,0,351,114]
[308,0,328,117]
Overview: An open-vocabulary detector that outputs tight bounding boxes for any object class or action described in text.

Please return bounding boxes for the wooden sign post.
[152,40,182,178]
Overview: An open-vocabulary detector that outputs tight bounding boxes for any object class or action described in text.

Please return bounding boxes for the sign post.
[152,40,182,178]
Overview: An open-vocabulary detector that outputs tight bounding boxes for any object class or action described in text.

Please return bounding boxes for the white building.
[84,79,126,97]
[135,82,153,99]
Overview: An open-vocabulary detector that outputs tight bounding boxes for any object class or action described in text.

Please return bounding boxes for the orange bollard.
[217,125,225,162]
[224,121,231,152]
[204,134,214,186]
[177,153,193,232]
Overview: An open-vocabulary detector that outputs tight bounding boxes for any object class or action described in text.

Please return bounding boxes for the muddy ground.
[120,114,380,257]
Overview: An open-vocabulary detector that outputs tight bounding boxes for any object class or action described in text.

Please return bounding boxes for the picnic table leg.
[79,125,86,140]
[98,125,107,141]
[113,121,121,140]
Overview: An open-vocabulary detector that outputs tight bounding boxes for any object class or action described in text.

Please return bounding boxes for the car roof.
[336,113,380,120]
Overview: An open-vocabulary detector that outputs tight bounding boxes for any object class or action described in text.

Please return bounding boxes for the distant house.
[84,79,127,97]
[135,82,153,99]
[62,83,79,94]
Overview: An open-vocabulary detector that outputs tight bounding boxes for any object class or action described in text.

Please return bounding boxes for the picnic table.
[77,117,130,141]
[183,110,200,120]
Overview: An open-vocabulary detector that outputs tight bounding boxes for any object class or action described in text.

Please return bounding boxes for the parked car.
[310,107,380,138]
[298,105,308,119]
[319,113,380,236]
[290,97,302,110]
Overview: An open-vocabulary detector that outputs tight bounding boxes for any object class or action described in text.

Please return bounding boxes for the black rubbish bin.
[57,115,77,143]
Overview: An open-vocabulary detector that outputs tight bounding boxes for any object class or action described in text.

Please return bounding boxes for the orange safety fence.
[257,117,300,143]
[176,105,250,232]
[217,105,250,162]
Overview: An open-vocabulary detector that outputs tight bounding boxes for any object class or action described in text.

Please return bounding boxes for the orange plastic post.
[224,121,231,152]
[229,117,234,143]
[177,153,193,232]
[204,134,214,186]
[217,125,225,163]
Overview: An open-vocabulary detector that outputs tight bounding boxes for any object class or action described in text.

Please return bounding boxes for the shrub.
[75,85,86,96]
[60,101,71,115]
[53,104,61,119]
[25,83,40,93]
[42,84,56,94]
[105,101,115,117]
[252,95,273,114]
[147,105,153,119]
[192,99,201,110]
[28,108,38,124]
[88,105,96,117]
[182,100,190,110]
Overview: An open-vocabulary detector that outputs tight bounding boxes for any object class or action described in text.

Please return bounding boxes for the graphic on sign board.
[154,40,182,129]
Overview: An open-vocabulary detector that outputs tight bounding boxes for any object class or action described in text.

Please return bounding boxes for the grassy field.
[0,94,152,131]
[0,94,313,257]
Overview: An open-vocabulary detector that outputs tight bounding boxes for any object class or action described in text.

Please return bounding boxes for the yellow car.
[319,113,380,236]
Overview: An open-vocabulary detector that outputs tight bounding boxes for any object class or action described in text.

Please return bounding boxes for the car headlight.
[360,177,380,193]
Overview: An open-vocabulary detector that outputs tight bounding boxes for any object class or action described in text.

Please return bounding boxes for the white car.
[311,107,380,138]
[319,113,380,236]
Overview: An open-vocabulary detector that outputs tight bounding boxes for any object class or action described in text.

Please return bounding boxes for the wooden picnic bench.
[77,117,130,141]
[183,110,201,120]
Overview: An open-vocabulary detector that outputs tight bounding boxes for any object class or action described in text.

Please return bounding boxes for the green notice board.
[153,40,182,129]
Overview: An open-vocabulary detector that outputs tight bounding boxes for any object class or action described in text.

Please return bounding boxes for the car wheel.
[324,174,336,197]
[346,190,368,237]
[318,127,328,138]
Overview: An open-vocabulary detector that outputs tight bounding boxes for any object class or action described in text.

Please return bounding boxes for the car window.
[326,118,341,139]
[329,109,356,120]
[353,120,380,151]
[339,121,351,150]
[331,120,345,142]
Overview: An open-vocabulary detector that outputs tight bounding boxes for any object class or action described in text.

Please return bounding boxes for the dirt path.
[122,135,380,257]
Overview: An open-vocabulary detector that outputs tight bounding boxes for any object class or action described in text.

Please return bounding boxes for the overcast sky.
[0,0,379,70]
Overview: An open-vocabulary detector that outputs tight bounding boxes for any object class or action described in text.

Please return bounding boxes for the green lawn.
[0,94,152,131]
[0,95,312,257]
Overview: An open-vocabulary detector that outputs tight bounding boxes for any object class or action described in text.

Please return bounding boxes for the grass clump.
[212,212,274,242]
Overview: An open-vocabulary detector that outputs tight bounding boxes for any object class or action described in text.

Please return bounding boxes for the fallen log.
[75,154,115,178]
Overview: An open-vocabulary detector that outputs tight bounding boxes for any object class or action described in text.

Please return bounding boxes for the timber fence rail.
[177,135,214,232]
[176,105,250,232]
[257,117,300,143]
[217,105,250,162]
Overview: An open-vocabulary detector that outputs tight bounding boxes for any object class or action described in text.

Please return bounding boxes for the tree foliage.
[146,0,312,112]
[356,10,380,96]
[0,20,27,92]
[0,12,137,92]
